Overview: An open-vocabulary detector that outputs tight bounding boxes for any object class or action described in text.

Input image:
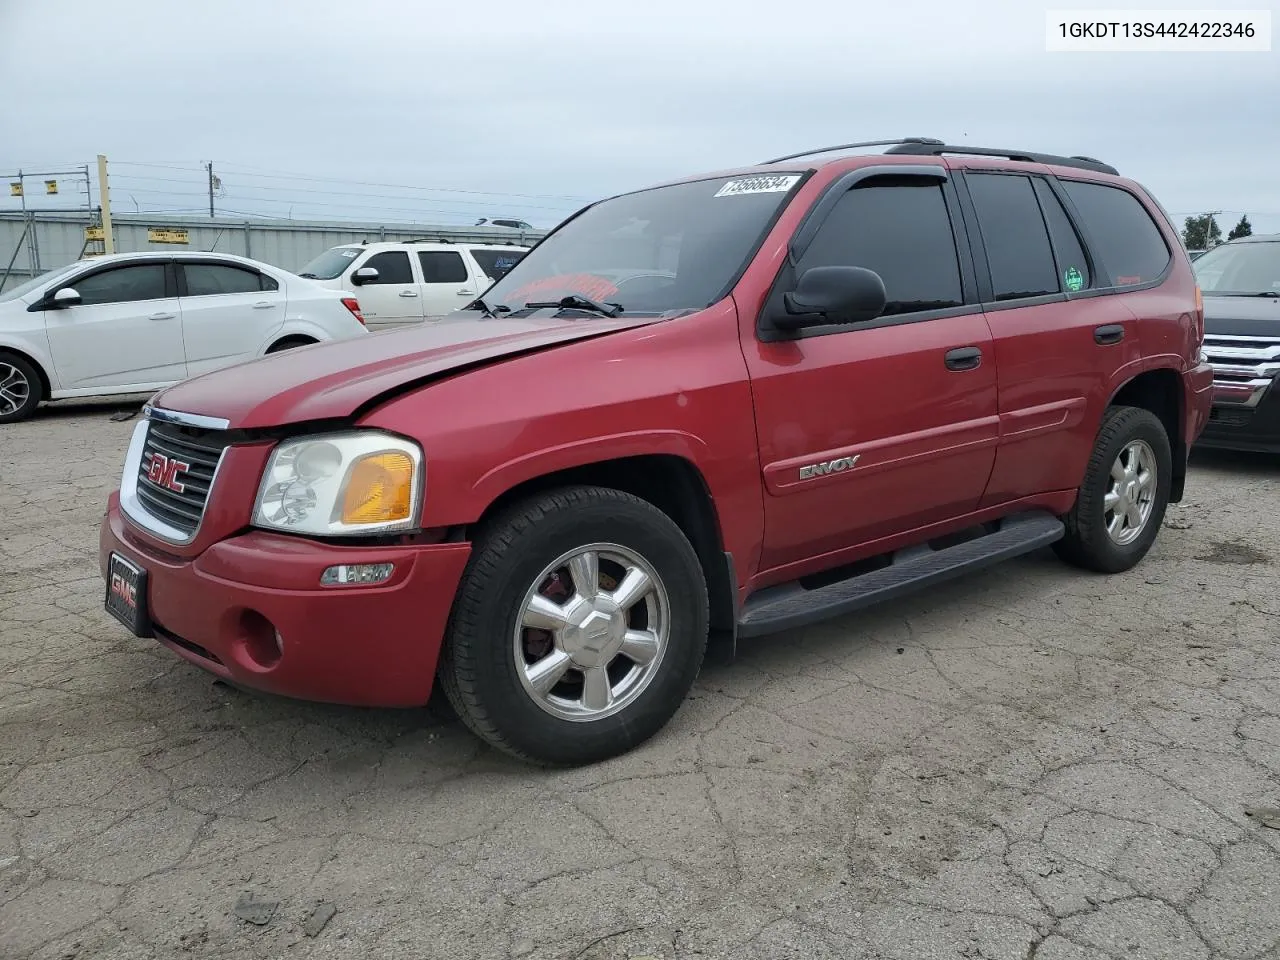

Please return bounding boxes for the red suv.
[100,138,1213,765]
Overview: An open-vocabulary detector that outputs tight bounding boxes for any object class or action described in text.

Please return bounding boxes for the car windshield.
[482,172,806,316]
[297,246,362,280]
[0,261,83,302]
[1193,241,1280,295]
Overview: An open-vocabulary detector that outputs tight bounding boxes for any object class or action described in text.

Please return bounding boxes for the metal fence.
[0,211,549,293]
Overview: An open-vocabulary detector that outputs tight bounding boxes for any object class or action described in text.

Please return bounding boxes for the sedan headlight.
[252,432,423,536]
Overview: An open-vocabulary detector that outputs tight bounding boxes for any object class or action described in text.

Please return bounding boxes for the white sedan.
[0,251,369,423]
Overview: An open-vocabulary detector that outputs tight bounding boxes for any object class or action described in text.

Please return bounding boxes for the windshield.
[482,172,806,316]
[1193,241,1280,295]
[470,248,526,281]
[0,261,84,302]
[297,246,362,280]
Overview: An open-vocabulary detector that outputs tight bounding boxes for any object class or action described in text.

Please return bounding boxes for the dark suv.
[1195,235,1280,452]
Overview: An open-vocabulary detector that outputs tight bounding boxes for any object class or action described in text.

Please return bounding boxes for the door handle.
[398,290,419,298]
[944,346,982,371]
[149,312,176,321]
[1094,324,1125,345]
[457,288,476,296]
[252,300,274,309]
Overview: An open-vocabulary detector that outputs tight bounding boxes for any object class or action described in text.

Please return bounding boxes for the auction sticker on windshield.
[714,175,801,198]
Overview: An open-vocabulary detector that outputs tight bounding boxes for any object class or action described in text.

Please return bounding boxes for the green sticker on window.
[1064,266,1084,292]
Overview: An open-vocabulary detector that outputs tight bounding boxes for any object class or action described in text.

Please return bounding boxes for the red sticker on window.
[1116,275,1142,285]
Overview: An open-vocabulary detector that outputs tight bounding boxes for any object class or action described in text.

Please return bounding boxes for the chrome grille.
[1202,334,1280,408]
[134,419,232,536]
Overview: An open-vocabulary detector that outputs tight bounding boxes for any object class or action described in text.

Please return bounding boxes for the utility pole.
[96,154,115,254]
[207,161,215,218]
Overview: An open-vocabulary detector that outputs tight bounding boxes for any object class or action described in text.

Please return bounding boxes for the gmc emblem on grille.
[146,453,191,493]
[799,455,860,480]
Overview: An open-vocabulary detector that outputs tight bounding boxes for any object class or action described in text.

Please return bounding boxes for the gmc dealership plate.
[105,552,152,637]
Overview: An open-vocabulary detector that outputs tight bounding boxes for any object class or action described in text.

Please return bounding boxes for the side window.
[1033,179,1092,292]
[362,251,413,284]
[468,249,526,281]
[69,265,167,306]
[799,179,964,316]
[183,264,265,296]
[1060,180,1171,286]
[417,251,468,284]
[965,174,1059,301]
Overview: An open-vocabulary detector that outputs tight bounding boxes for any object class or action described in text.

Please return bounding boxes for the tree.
[1182,213,1222,250]
[1227,215,1253,241]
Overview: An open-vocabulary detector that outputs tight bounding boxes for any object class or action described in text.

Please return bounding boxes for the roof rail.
[760,137,944,165]
[882,142,1118,175]
[406,237,453,244]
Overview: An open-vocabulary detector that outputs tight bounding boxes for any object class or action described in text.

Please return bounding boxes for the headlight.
[252,432,423,536]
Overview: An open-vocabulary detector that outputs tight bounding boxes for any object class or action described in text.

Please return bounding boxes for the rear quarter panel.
[357,301,766,586]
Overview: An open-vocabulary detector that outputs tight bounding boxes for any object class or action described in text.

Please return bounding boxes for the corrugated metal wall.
[0,212,549,292]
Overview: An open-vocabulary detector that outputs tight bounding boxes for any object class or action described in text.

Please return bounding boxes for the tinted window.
[966,174,1058,301]
[1061,180,1171,286]
[799,180,963,315]
[363,251,413,284]
[417,251,468,284]
[1033,179,1092,292]
[70,265,167,305]
[184,264,263,296]
[470,248,526,281]
[298,246,361,280]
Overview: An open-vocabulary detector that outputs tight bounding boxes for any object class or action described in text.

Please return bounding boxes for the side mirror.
[351,267,379,286]
[774,266,886,331]
[50,287,82,308]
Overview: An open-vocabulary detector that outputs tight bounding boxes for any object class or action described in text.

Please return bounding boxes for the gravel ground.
[2,400,1279,960]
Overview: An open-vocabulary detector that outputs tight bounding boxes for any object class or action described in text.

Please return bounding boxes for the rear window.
[297,246,362,280]
[470,248,526,281]
[1060,181,1171,287]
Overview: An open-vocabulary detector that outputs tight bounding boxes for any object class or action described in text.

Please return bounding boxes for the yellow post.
[96,154,115,254]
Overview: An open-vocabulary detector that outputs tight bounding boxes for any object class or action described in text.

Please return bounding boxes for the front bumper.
[99,493,472,707]
[1197,386,1280,453]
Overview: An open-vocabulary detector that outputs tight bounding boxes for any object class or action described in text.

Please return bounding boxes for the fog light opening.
[236,609,283,670]
[321,562,395,586]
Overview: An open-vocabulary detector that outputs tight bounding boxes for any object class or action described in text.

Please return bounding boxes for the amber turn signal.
[340,451,415,524]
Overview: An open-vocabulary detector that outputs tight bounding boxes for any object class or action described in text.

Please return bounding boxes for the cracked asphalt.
[3,400,1280,960]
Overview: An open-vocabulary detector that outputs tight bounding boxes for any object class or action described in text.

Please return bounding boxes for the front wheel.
[1054,405,1172,573]
[438,486,709,765]
[0,353,42,424]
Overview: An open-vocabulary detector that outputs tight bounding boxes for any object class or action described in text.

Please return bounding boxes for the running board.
[737,511,1064,638]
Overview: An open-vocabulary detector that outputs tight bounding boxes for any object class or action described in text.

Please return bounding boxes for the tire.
[1054,405,1172,574]
[0,352,43,424]
[266,336,316,354]
[438,485,709,766]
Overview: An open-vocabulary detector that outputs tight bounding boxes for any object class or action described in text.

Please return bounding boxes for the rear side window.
[363,251,413,284]
[71,264,167,305]
[470,248,526,281]
[966,173,1058,301]
[183,263,266,296]
[799,180,964,316]
[417,251,468,283]
[1033,179,1092,292]
[1060,181,1171,286]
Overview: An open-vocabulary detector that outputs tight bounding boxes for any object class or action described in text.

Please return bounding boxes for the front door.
[417,249,479,321]
[351,250,423,330]
[743,170,999,575]
[43,261,187,390]
[177,260,286,377]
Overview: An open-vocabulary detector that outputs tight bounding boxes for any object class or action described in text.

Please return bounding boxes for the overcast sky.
[1,0,1277,233]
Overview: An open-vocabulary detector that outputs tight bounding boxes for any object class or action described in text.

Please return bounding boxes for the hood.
[152,315,655,429]
[1203,295,1280,338]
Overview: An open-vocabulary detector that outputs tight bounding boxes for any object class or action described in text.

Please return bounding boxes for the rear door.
[177,260,286,377]
[955,169,1145,506]
[417,249,477,321]
[352,250,423,330]
[43,261,187,389]
[745,168,999,573]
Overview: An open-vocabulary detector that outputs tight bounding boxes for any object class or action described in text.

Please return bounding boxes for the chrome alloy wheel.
[0,362,31,417]
[513,542,670,722]
[1104,439,1157,545]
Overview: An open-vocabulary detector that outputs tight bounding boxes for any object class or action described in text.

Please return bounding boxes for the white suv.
[297,240,530,331]
[0,251,368,423]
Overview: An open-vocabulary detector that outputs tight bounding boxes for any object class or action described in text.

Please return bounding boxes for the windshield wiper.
[465,297,511,318]
[1213,291,1280,298]
[298,272,319,279]
[524,294,624,318]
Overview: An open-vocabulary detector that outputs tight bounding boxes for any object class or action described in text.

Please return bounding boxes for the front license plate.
[105,552,152,638]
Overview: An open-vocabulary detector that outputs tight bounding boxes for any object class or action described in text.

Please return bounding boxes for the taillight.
[341,297,365,326]
[1194,285,1204,344]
